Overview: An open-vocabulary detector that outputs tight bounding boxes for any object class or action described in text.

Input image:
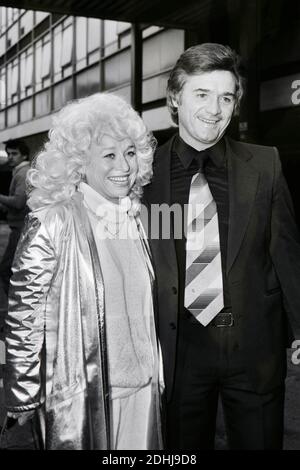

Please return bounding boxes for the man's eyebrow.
[193,88,210,93]
[193,88,236,97]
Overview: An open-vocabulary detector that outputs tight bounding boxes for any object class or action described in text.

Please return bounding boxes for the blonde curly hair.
[27,93,156,215]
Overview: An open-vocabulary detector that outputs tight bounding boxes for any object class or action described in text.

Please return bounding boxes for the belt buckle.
[216,312,234,327]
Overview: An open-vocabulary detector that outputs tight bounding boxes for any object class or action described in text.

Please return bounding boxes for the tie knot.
[196,150,209,171]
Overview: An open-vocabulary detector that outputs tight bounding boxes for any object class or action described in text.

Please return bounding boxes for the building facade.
[0,7,185,157]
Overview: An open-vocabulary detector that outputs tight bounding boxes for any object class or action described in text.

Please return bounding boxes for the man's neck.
[179,129,219,152]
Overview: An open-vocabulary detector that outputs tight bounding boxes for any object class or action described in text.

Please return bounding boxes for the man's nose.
[207,97,221,115]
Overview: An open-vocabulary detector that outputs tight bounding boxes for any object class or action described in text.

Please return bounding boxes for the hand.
[7,410,35,426]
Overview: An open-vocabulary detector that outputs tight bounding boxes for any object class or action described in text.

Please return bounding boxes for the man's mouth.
[197,117,220,125]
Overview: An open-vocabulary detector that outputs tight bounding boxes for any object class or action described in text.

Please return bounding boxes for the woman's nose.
[116,153,130,172]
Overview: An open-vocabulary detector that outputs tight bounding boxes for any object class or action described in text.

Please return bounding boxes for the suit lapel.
[144,135,178,279]
[226,138,260,274]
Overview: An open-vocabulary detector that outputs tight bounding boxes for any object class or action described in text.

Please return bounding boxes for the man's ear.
[170,94,179,109]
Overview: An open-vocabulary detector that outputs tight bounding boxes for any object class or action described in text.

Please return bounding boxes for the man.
[0,139,30,324]
[143,43,300,449]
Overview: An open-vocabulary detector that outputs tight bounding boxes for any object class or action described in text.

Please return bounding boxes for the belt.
[210,312,234,327]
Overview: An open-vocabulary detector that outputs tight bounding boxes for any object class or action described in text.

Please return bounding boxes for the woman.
[4,93,163,450]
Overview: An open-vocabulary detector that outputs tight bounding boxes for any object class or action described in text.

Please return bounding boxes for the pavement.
[0,221,299,449]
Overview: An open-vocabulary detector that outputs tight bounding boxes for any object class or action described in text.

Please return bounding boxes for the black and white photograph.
[0,0,300,453]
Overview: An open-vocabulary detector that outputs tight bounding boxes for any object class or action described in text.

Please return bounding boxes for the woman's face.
[85,134,138,203]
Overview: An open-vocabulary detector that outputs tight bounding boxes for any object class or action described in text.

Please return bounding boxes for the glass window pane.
[7,8,13,27]
[0,68,6,107]
[25,53,33,87]
[117,22,130,34]
[7,63,12,102]
[61,25,73,66]
[104,20,117,45]
[88,17,101,53]
[20,10,34,36]
[20,51,26,96]
[0,36,5,57]
[11,60,18,96]
[7,22,18,48]
[54,25,62,81]
[41,40,51,78]
[76,17,87,64]
[35,11,48,25]
[35,41,42,90]
[0,7,7,34]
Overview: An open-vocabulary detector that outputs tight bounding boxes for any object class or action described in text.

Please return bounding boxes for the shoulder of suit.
[228,137,278,158]
[156,135,176,153]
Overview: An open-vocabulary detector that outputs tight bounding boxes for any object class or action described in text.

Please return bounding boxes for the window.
[118,29,131,49]
[54,21,74,81]
[7,22,18,48]
[104,20,131,55]
[0,36,5,57]
[35,36,50,91]
[20,10,34,37]
[76,17,87,70]
[0,67,6,108]
[61,25,73,68]
[20,47,33,98]
[142,26,162,39]
[35,11,49,25]
[53,24,62,81]
[88,18,101,53]
[0,7,7,34]
[7,8,13,27]
[7,59,18,104]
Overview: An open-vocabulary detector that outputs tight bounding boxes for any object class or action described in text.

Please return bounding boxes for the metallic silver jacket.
[4,191,163,450]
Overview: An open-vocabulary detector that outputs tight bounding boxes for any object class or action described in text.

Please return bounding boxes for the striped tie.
[184,171,224,326]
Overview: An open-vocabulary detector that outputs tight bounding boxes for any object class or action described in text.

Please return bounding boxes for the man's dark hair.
[166,43,245,125]
[5,139,30,159]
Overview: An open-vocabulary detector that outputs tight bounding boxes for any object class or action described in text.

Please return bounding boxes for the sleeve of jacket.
[0,167,28,210]
[270,148,300,331]
[4,211,57,412]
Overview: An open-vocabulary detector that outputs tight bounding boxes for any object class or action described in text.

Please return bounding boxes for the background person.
[0,139,30,328]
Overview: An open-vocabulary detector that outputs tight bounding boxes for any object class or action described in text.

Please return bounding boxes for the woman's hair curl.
[27,93,156,215]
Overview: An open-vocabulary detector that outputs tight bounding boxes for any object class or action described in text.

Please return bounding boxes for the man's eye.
[222,96,234,104]
[197,93,207,99]
[104,153,115,159]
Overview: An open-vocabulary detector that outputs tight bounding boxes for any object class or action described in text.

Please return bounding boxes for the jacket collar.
[149,135,259,276]
[225,137,259,274]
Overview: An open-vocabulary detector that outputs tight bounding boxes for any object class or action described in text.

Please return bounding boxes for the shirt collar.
[173,134,226,170]
[78,182,131,218]
[13,160,30,175]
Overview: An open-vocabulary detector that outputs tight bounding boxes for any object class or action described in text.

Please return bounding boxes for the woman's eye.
[126,151,136,157]
[104,153,115,159]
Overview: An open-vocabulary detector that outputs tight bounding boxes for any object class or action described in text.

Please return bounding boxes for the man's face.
[6,147,27,168]
[174,70,237,150]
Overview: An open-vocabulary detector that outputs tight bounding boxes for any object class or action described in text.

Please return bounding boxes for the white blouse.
[79,182,155,399]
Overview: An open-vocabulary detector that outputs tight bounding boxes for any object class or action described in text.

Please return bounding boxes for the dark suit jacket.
[143,135,300,401]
